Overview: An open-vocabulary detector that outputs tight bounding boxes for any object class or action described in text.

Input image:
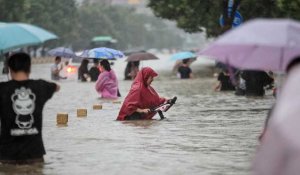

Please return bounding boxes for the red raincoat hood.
[117,67,165,120]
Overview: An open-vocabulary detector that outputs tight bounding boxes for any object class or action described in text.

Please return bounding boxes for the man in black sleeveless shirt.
[0,52,60,164]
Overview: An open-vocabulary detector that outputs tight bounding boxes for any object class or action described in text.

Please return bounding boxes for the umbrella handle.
[228,66,237,86]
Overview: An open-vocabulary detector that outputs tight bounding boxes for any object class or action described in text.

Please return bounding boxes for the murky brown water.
[0,56,275,175]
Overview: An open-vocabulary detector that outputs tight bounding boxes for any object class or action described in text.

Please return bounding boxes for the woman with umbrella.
[124,61,140,80]
[124,52,158,80]
[95,59,119,99]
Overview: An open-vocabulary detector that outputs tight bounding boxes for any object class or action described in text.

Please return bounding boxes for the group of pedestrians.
[0,52,169,165]
[214,64,274,97]
[50,57,120,99]
[77,58,100,82]
[4,51,299,174]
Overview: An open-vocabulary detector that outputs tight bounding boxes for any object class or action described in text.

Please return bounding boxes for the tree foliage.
[0,0,30,21]
[148,0,300,37]
[73,3,183,50]
[0,0,78,46]
[25,0,79,44]
[0,0,184,51]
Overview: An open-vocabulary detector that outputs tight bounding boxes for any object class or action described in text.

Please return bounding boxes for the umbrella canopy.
[0,22,58,53]
[170,51,197,61]
[126,52,159,62]
[199,18,300,72]
[87,47,124,60]
[252,65,300,174]
[48,47,76,58]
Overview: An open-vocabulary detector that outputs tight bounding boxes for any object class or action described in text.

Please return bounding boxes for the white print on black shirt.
[10,87,38,136]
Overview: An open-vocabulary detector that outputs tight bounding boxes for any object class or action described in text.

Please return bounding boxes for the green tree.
[0,0,78,46]
[0,0,30,21]
[148,0,284,37]
[0,0,183,51]
[74,3,183,50]
[25,0,78,45]
[277,0,300,19]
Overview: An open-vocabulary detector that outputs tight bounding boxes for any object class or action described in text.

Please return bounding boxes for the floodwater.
[0,54,275,175]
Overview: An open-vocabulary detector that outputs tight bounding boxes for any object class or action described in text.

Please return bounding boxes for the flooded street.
[0,54,275,175]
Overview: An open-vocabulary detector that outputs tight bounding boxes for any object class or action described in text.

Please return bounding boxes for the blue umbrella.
[48,47,76,58]
[87,47,125,60]
[0,22,58,53]
[170,51,197,61]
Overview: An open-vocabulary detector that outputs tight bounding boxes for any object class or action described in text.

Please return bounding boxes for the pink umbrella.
[252,64,300,174]
[199,18,300,72]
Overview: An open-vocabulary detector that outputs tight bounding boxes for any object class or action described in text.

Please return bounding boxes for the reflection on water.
[0,62,275,175]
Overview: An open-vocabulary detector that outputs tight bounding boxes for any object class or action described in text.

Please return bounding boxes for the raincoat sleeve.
[123,87,141,116]
[149,86,166,105]
[116,85,142,120]
[95,73,108,92]
[158,97,166,104]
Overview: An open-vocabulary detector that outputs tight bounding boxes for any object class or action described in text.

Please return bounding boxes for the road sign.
[219,11,243,28]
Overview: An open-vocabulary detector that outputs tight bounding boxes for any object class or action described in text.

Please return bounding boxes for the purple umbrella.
[48,47,76,58]
[252,64,300,174]
[199,18,300,72]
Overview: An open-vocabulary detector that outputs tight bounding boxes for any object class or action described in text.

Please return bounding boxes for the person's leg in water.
[117,89,121,97]
[124,112,143,120]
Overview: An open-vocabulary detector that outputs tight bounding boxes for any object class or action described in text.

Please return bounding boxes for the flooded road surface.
[0,55,275,175]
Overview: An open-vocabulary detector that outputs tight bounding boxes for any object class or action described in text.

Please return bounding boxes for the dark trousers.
[0,157,44,165]
[124,112,143,120]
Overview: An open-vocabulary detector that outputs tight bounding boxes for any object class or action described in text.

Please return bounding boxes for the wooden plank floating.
[57,113,68,125]
[77,108,87,117]
[93,104,103,110]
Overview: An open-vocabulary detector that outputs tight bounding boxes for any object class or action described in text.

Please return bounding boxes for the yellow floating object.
[93,104,102,110]
[112,100,121,104]
[77,108,87,117]
[57,113,68,125]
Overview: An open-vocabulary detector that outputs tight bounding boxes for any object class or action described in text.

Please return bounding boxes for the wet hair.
[182,58,189,64]
[55,56,61,61]
[133,61,140,67]
[286,56,300,72]
[100,59,111,71]
[8,52,31,73]
[80,59,89,68]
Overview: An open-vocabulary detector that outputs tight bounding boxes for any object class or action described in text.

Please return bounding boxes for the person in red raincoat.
[117,67,167,120]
